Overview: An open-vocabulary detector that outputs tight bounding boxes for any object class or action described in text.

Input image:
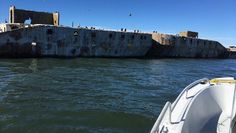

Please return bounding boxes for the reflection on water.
[28,59,38,72]
[0,58,235,133]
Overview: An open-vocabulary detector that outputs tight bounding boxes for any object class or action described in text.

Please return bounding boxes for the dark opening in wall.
[144,36,147,40]
[131,35,135,39]
[71,49,76,55]
[204,41,206,46]
[47,29,53,35]
[10,10,13,23]
[190,39,192,44]
[121,34,125,39]
[91,32,96,38]
[109,33,113,39]
[10,26,19,30]
[140,36,143,40]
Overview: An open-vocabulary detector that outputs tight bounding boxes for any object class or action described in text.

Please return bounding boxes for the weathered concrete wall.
[0,24,230,58]
[228,48,236,58]
[179,31,198,38]
[9,6,59,26]
[147,33,228,58]
[0,26,152,58]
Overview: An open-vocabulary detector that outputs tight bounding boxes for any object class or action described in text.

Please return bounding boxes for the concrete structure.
[228,48,236,58]
[0,6,232,58]
[179,31,198,38]
[0,24,9,33]
[0,24,229,58]
[0,25,152,57]
[9,6,59,26]
[147,33,228,58]
[0,23,26,33]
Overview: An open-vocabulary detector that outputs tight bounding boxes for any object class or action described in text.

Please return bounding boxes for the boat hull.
[151,77,236,133]
[0,26,152,58]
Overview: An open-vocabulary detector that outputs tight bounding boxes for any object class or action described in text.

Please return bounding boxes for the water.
[0,58,235,133]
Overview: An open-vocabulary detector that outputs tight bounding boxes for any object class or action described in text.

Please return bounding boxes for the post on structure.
[9,6,15,23]
[53,12,60,26]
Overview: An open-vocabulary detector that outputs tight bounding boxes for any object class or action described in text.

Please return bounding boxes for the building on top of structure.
[179,31,198,38]
[9,6,59,26]
[0,23,41,33]
[0,23,23,33]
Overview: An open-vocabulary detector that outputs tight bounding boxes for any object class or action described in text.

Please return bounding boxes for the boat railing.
[151,78,209,132]
[230,82,236,132]
[171,78,208,111]
[151,102,172,133]
[170,78,209,124]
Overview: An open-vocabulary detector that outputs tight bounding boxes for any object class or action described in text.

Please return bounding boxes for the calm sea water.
[0,58,235,133]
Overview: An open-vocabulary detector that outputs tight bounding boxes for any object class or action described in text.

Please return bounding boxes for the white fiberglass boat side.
[151,77,236,133]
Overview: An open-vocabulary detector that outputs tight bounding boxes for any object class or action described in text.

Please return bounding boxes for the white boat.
[151,77,236,133]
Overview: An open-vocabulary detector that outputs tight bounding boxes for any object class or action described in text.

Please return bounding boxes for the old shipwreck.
[0,6,152,58]
[0,6,231,58]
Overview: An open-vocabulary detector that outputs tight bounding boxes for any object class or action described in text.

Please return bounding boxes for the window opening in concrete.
[10,25,19,30]
[91,32,96,38]
[109,33,113,39]
[144,36,146,40]
[121,34,125,39]
[71,49,76,55]
[190,39,192,44]
[10,10,13,23]
[140,36,143,40]
[131,35,135,39]
[24,18,32,24]
[47,29,53,35]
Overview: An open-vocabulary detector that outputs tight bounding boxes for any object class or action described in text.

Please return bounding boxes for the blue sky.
[0,0,235,46]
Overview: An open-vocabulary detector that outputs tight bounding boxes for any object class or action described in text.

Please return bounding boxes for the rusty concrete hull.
[0,26,152,58]
[147,33,229,58]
